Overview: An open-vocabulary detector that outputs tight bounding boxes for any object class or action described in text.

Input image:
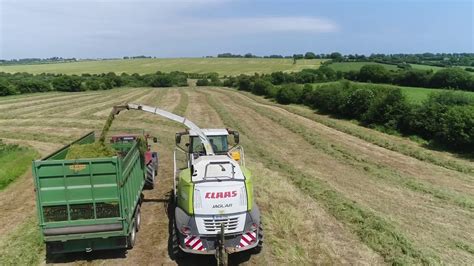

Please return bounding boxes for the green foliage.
[66,143,116,159]
[0,78,18,96]
[196,78,210,86]
[52,75,83,92]
[362,89,410,129]
[430,68,473,90]
[359,64,391,83]
[345,88,375,119]
[252,79,273,96]
[276,84,303,104]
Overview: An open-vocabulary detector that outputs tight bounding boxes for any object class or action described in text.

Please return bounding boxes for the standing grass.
[0,141,38,189]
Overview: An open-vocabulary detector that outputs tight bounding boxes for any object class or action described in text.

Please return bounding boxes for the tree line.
[0,71,218,96]
[224,74,474,152]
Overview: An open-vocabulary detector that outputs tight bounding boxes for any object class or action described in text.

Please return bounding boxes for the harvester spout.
[110,103,215,155]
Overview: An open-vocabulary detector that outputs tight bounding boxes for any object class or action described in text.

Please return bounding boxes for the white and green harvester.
[112,104,263,265]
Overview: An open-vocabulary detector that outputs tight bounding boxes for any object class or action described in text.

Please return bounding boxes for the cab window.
[191,136,228,154]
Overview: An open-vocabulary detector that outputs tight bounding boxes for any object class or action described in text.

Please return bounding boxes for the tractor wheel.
[135,206,141,232]
[171,221,184,259]
[127,222,137,249]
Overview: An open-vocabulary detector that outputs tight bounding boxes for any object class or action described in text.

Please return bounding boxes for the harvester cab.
[111,104,262,265]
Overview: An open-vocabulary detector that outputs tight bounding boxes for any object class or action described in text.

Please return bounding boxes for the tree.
[359,64,391,83]
[304,52,317,59]
[196,79,210,86]
[330,52,343,62]
[275,84,303,104]
[52,75,82,92]
[430,68,473,90]
[252,79,272,96]
[150,74,173,87]
[0,79,17,96]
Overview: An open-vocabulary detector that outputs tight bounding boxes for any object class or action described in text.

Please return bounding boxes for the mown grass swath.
[232,97,473,210]
[237,91,474,174]
[0,217,43,265]
[0,141,38,189]
[172,89,189,116]
[205,92,438,265]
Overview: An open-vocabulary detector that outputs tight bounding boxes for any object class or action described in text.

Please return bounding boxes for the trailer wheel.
[135,206,141,232]
[127,222,137,249]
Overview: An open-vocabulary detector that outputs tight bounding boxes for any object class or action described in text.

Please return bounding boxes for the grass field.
[327,62,399,72]
[0,142,38,190]
[328,62,449,72]
[0,87,473,265]
[311,81,474,104]
[0,58,324,76]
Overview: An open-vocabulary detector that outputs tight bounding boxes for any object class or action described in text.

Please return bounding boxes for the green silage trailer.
[32,131,158,255]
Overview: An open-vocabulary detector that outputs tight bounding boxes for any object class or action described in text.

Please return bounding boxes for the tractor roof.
[189,128,228,137]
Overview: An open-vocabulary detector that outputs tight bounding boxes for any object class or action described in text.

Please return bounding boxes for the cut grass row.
[172,89,189,116]
[0,217,43,265]
[0,142,39,190]
[238,90,474,175]
[232,96,473,210]
[205,91,438,265]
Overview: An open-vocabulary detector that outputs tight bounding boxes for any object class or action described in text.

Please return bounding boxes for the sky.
[0,0,473,59]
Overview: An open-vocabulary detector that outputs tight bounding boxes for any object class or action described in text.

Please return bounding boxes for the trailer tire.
[135,206,141,232]
[127,222,137,249]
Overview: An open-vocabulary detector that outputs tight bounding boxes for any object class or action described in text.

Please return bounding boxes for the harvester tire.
[253,224,264,254]
[171,222,184,259]
[127,222,137,249]
[145,167,155,190]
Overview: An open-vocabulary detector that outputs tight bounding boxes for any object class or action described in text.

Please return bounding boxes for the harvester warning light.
[231,151,241,161]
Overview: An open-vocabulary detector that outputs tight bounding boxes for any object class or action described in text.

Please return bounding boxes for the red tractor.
[110,134,159,189]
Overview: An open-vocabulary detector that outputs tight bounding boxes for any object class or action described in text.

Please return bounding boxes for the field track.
[0,87,472,265]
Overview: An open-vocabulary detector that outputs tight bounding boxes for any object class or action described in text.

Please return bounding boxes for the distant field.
[328,62,448,72]
[409,64,445,71]
[328,62,399,72]
[0,58,324,76]
[311,81,474,104]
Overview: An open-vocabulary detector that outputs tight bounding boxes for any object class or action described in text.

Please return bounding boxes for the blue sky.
[0,0,472,59]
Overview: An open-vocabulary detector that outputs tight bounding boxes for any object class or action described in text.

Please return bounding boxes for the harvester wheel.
[171,221,184,259]
[127,222,137,249]
[253,224,264,254]
[145,167,155,189]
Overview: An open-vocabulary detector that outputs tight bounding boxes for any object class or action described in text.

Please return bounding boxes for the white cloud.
[173,16,339,35]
